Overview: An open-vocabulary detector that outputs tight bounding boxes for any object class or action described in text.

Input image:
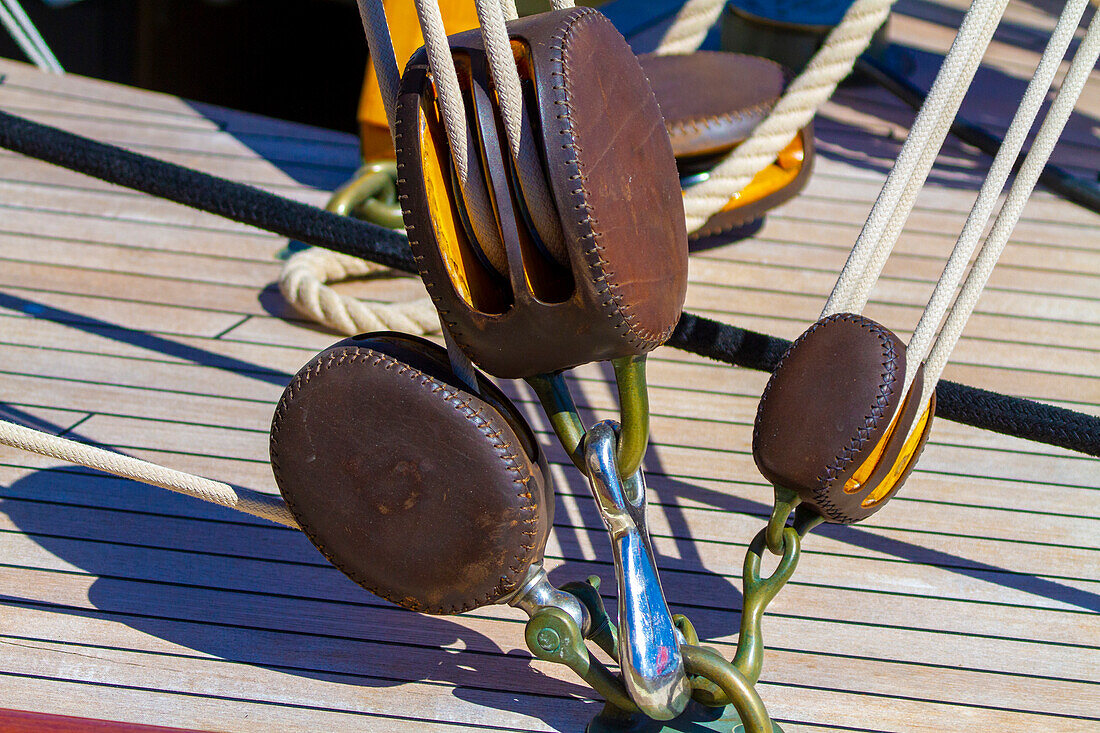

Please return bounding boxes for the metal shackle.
[584,421,691,720]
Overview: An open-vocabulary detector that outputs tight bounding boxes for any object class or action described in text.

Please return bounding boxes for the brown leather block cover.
[270,333,553,614]
[638,51,786,159]
[396,8,688,378]
[638,52,815,238]
[752,313,910,523]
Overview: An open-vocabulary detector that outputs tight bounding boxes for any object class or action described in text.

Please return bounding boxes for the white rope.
[655,0,725,56]
[473,0,566,262]
[548,0,575,10]
[356,0,401,135]
[412,0,507,272]
[0,418,298,528]
[0,0,62,73]
[500,0,519,21]
[903,0,1090,391]
[279,247,440,336]
[924,10,1100,391]
[413,0,471,181]
[836,7,1007,319]
[680,0,897,233]
[821,0,1009,316]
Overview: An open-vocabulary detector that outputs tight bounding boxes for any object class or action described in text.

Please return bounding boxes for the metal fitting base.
[586,700,784,733]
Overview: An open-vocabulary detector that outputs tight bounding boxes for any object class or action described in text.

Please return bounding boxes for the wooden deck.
[0,0,1097,730]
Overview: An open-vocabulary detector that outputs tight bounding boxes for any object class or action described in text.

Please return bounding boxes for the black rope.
[0,109,417,273]
[1,108,1096,457]
[669,313,1100,455]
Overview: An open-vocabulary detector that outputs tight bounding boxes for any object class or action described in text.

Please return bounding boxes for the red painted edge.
[0,709,215,733]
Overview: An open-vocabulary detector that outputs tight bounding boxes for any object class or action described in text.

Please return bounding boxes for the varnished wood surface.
[0,708,210,732]
[0,1,1096,730]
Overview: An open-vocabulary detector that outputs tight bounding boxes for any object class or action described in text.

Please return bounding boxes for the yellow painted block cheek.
[862,404,934,508]
[718,134,805,211]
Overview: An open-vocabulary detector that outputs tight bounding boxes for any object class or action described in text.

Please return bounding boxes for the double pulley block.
[270,8,935,732]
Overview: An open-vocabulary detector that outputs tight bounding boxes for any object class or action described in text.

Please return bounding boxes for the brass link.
[765,485,801,555]
[682,645,775,733]
[732,527,801,685]
[326,160,405,229]
[527,354,651,479]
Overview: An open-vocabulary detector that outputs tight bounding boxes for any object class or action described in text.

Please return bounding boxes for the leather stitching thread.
[270,344,541,615]
[549,8,665,351]
[753,313,901,524]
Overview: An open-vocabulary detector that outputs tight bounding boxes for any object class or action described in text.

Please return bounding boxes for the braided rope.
[280,247,440,336]
[823,0,1009,316]
[680,0,897,232]
[924,9,1100,391]
[655,0,726,56]
[904,0,1090,391]
[474,0,566,262]
[412,0,507,272]
[0,0,63,73]
[0,418,298,527]
[355,0,401,134]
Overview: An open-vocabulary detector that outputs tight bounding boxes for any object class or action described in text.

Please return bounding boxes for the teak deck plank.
[0,0,1098,730]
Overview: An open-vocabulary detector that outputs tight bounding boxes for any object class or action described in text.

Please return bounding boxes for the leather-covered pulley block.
[395,7,688,379]
[638,51,816,238]
[640,51,787,161]
[752,314,936,523]
[270,332,553,614]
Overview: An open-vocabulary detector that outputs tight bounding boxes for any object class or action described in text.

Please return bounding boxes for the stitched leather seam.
[813,315,899,522]
[664,96,779,139]
[394,70,479,360]
[271,345,539,614]
[548,9,663,351]
[753,313,901,524]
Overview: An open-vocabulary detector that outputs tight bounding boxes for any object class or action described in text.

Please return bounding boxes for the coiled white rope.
[280,246,439,335]
[0,0,63,73]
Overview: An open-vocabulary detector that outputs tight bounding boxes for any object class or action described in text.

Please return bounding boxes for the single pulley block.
[395,7,688,379]
[269,332,556,614]
[637,52,815,237]
[752,313,936,523]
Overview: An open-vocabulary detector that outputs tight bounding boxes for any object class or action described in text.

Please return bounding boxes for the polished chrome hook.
[584,421,690,720]
[504,565,591,635]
